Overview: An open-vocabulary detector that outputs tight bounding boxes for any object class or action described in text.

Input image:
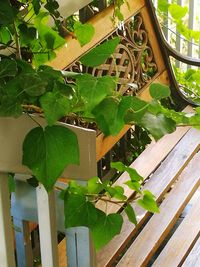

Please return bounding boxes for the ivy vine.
[1,0,200,250]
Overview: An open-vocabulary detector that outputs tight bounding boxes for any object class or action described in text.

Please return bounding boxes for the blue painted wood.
[13,218,33,267]
[66,227,96,267]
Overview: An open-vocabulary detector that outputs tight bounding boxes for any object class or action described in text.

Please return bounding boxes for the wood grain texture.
[153,195,200,267]
[97,126,200,267]
[182,237,200,267]
[117,151,200,267]
[96,125,132,161]
[96,117,193,214]
[49,0,145,70]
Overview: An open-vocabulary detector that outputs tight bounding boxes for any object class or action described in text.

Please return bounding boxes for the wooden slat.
[117,151,200,267]
[153,195,200,267]
[96,107,193,214]
[0,174,16,267]
[36,185,59,267]
[49,0,145,70]
[97,127,200,267]
[139,70,170,101]
[182,237,200,267]
[96,125,131,161]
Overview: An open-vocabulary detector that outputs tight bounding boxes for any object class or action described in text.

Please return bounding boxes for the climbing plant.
[1,0,200,249]
[157,0,200,103]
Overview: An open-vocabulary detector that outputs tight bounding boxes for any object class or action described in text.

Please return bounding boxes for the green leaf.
[158,0,169,12]
[87,177,104,194]
[91,211,123,250]
[137,190,159,213]
[76,74,116,111]
[0,96,22,117]
[8,173,15,193]
[149,83,171,100]
[74,21,95,46]
[0,59,17,78]
[80,37,120,67]
[111,161,126,172]
[40,92,70,125]
[0,26,11,43]
[112,185,127,201]
[22,125,79,191]
[32,0,41,15]
[0,0,17,25]
[19,73,47,96]
[126,167,143,182]
[124,180,141,193]
[125,204,137,225]
[169,4,188,20]
[92,97,124,136]
[64,193,98,228]
[141,112,176,140]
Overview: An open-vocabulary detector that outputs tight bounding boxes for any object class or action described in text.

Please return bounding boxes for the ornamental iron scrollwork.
[65,13,158,95]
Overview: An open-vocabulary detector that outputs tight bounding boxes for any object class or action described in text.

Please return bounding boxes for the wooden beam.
[49,0,145,69]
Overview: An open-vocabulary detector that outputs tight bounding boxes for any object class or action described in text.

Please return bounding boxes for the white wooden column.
[0,173,16,267]
[36,184,59,267]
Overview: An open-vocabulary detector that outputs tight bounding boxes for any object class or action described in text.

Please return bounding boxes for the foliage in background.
[157,0,200,104]
[1,0,200,250]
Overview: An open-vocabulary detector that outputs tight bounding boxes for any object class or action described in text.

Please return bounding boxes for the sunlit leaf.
[74,21,95,46]
[149,83,171,100]
[125,204,137,225]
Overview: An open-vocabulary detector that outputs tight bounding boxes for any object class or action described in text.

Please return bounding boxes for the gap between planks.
[117,149,200,267]
[97,126,200,267]
[152,194,200,267]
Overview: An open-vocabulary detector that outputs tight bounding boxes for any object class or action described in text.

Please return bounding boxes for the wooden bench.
[11,0,200,266]
[56,112,200,266]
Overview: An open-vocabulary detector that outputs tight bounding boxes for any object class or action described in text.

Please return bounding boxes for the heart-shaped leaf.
[149,83,171,100]
[76,74,116,111]
[64,193,98,228]
[91,211,123,250]
[23,125,79,191]
[40,92,70,125]
[74,21,95,46]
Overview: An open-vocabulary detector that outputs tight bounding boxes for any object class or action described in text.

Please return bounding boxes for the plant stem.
[13,21,22,59]
[26,112,43,128]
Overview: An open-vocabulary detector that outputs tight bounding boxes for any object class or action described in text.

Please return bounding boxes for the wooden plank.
[58,239,67,267]
[97,127,200,267]
[36,185,59,267]
[66,226,96,267]
[153,195,200,267]
[96,109,193,214]
[14,218,34,267]
[182,237,200,267]
[0,173,16,267]
[139,70,170,101]
[96,125,131,161]
[117,151,200,267]
[49,0,145,69]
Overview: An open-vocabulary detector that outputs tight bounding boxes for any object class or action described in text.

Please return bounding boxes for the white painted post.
[36,184,59,267]
[0,173,16,267]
